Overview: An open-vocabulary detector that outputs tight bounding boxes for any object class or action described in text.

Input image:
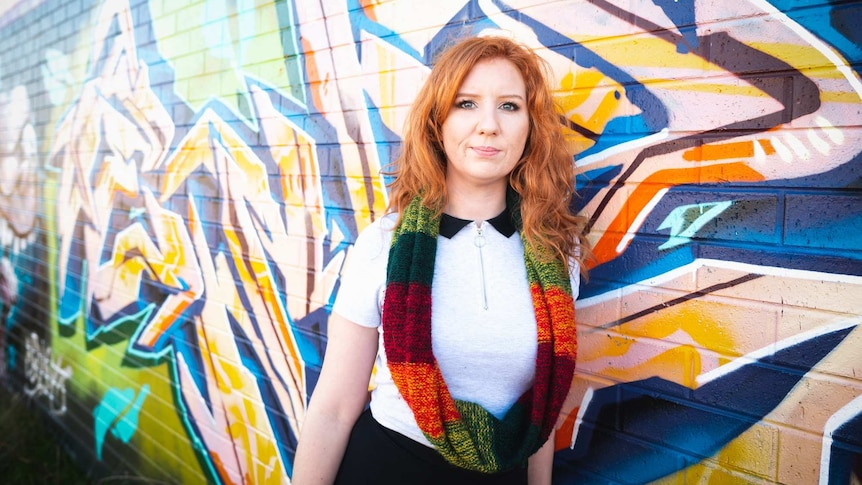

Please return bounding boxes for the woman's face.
[440,58,529,193]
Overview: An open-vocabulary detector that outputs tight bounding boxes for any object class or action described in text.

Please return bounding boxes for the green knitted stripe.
[425,400,542,473]
[386,231,437,286]
[393,199,439,241]
[428,401,500,473]
[522,234,572,292]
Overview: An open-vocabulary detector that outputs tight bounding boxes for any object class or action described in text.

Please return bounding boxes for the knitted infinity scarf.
[381,194,577,473]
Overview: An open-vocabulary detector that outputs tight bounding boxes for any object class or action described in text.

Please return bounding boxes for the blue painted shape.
[652,0,698,53]
[783,193,862,252]
[346,0,423,63]
[577,112,661,159]
[766,0,862,69]
[58,260,84,326]
[362,91,402,189]
[574,165,622,212]
[423,0,502,62]
[554,324,857,484]
[93,385,150,460]
[579,237,697,299]
[228,313,298,476]
[827,408,862,484]
[6,344,15,371]
[581,186,862,299]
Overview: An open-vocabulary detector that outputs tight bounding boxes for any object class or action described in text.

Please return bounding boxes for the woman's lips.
[472,146,500,156]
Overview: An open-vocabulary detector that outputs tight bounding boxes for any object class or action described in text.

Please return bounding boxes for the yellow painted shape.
[749,42,849,73]
[570,35,720,71]
[148,0,291,112]
[581,333,634,360]
[623,302,735,359]
[160,120,215,201]
[148,212,188,287]
[821,91,862,104]
[711,422,779,481]
[196,304,288,483]
[373,42,399,130]
[556,68,628,136]
[208,133,305,388]
[110,226,158,288]
[602,343,702,389]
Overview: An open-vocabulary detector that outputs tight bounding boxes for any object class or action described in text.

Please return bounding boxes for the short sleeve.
[331,215,395,328]
[569,259,581,301]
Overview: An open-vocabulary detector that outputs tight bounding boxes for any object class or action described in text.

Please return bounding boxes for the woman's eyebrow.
[455,92,525,100]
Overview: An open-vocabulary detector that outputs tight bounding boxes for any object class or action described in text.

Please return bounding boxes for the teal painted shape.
[128,206,146,220]
[93,385,151,460]
[657,201,733,250]
[42,49,72,107]
[94,387,134,460]
[111,384,150,443]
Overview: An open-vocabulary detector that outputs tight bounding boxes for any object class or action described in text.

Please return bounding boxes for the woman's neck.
[444,182,507,221]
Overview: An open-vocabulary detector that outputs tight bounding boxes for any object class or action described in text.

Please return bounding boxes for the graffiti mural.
[0,0,859,483]
[0,2,50,393]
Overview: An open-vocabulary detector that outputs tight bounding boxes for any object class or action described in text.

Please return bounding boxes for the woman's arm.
[291,313,379,484]
[527,428,556,485]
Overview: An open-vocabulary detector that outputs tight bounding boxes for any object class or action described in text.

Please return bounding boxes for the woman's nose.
[476,108,499,135]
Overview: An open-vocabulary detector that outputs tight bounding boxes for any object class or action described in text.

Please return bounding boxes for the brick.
[784,192,862,251]
[775,427,824,485]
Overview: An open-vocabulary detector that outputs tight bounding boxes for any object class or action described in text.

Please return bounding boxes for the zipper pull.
[475,224,488,310]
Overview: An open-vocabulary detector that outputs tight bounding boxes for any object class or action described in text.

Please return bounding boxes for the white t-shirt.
[332,211,579,447]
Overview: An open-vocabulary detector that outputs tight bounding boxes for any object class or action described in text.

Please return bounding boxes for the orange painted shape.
[684,142,754,161]
[758,139,776,156]
[555,406,580,451]
[359,0,380,21]
[683,139,777,162]
[302,39,325,115]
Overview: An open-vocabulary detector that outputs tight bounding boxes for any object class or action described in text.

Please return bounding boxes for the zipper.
[474,223,488,310]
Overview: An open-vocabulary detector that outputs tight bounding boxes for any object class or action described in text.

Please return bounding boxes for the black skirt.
[334,409,528,485]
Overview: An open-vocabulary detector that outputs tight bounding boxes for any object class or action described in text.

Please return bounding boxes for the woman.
[292,35,588,485]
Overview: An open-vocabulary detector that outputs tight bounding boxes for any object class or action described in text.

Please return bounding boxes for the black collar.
[439,207,517,239]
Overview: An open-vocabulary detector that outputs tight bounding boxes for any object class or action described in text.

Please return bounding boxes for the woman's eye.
[500,102,520,111]
[456,100,476,109]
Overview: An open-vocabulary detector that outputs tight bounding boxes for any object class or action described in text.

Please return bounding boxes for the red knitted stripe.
[383,282,434,363]
[544,357,577,435]
[531,340,552,424]
[550,358,577,399]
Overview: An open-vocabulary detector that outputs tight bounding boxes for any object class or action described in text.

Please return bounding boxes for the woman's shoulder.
[360,212,399,238]
[350,212,398,259]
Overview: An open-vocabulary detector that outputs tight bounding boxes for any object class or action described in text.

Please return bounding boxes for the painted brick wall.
[0,0,860,483]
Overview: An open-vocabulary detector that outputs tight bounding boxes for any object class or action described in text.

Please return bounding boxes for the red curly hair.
[386,35,589,274]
